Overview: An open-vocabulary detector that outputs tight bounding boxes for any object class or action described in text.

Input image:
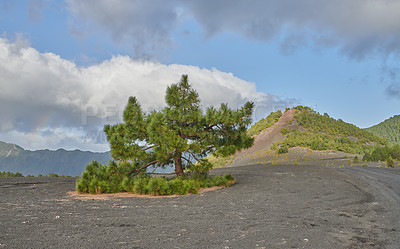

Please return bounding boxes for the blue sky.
[1,0,400,151]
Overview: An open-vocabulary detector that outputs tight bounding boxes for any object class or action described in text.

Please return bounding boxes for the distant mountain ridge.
[366,115,400,145]
[0,141,111,176]
[0,141,23,157]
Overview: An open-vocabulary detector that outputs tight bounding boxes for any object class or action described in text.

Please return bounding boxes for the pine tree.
[104,75,254,176]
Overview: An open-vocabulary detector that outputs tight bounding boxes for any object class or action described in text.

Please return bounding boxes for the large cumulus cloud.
[65,0,400,98]
[0,37,289,151]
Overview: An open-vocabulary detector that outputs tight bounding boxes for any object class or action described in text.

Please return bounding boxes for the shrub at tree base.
[76,161,235,195]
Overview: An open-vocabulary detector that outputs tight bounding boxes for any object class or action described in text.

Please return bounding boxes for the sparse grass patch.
[206,154,236,168]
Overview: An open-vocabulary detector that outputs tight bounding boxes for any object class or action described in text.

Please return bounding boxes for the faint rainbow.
[28,110,57,146]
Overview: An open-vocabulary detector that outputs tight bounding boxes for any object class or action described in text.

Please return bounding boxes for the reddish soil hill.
[229,109,367,168]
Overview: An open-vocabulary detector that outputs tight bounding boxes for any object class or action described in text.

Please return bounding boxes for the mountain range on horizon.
[0,141,111,176]
[0,108,398,176]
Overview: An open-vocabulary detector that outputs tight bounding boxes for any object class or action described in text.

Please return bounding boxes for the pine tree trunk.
[175,152,184,176]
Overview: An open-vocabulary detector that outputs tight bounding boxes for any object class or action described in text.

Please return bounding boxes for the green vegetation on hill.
[275,106,387,154]
[366,115,400,145]
[205,154,237,168]
[247,110,282,137]
[0,171,72,177]
[363,145,400,162]
[0,171,24,177]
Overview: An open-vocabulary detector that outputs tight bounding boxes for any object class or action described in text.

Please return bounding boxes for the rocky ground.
[1,163,399,248]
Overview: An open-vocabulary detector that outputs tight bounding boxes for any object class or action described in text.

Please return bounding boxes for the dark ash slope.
[1,165,398,248]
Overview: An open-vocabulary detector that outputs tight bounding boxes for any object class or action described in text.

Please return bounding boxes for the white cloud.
[0,37,289,151]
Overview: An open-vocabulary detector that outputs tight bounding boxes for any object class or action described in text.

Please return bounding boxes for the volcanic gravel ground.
[1,165,398,248]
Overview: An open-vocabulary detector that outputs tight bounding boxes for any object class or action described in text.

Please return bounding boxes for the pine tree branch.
[145,172,177,175]
[204,124,217,132]
[202,146,215,154]
[129,160,158,175]
[181,155,192,164]
[143,145,157,151]
[216,124,228,134]
[180,134,200,139]
[187,151,200,162]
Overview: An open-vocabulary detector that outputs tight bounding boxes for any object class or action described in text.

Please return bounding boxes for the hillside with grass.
[366,115,400,145]
[210,106,388,168]
[275,106,387,155]
[247,110,282,136]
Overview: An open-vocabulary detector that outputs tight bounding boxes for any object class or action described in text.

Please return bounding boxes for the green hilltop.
[275,106,387,155]
[365,115,400,145]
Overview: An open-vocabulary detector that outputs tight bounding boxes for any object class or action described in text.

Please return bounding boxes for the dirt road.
[341,167,400,245]
[0,165,398,248]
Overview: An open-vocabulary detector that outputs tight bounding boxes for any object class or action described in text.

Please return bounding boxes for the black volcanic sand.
[0,165,397,248]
